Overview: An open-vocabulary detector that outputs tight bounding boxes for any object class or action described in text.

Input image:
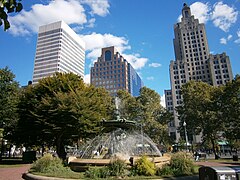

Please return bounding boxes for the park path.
[195,160,240,167]
[0,164,30,180]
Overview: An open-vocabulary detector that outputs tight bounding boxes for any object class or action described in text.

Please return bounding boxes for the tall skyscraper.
[165,4,233,142]
[32,21,85,84]
[90,46,143,96]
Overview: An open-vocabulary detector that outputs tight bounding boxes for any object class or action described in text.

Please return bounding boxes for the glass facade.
[128,64,143,96]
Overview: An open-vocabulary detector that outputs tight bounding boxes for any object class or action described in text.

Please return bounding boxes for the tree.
[115,88,172,146]
[116,90,140,121]
[221,75,240,150]
[14,72,112,159]
[178,81,225,158]
[0,67,19,132]
[0,0,23,30]
[136,87,172,146]
[0,67,19,160]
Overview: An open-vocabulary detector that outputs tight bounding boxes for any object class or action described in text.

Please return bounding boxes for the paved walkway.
[195,160,240,167]
[0,164,30,180]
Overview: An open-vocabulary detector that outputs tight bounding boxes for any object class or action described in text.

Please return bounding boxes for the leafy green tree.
[221,75,240,149]
[0,67,20,133]
[14,73,112,159]
[116,88,172,146]
[178,81,225,158]
[137,87,172,146]
[0,67,20,160]
[0,0,23,30]
[116,90,140,121]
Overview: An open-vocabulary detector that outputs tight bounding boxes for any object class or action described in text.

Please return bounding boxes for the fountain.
[68,97,169,171]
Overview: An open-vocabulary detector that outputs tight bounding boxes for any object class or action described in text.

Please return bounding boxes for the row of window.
[95,59,124,67]
[92,65,125,71]
[182,30,203,36]
[33,71,56,79]
[214,64,228,69]
[39,29,61,36]
[36,40,60,49]
[174,79,186,84]
[173,74,186,79]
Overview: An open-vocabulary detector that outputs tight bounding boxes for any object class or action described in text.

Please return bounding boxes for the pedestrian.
[194,151,200,161]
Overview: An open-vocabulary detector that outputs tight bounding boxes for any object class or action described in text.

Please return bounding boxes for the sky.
[0,0,239,106]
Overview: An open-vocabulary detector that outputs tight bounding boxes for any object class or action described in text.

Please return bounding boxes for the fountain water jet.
[68,97,168,171]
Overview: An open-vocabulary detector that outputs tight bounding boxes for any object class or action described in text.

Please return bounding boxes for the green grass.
[192,165,200,174]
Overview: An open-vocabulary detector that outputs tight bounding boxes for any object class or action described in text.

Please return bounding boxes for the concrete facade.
[32,21,85,84]
[165,4,233,143]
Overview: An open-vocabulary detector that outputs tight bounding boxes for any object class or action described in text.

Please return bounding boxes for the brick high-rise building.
[32,21,85,84]
[165,3,233,142]
[90,46,143,96]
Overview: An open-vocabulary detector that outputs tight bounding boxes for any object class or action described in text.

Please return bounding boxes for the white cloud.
[8,0,111,36]
[177,2,238,32]
[147,76,154,80]
[122,53,148,69]
[178,2,211,23]
[149,63,162,68]
[80,32,129,52]
[227,34,232,40]
[9,0,87,35]
[220,34,233,44]
[237,30,240,38]
[234,39,240,44]
[80,0,110,16]
[220,37,227,44]
[80,33,148,69]
[160,95,166,108]
[234,29,240,44]
[211,2,238,32]
[86,18,96,28]
[84,74,90,84]
[190,2,211,23]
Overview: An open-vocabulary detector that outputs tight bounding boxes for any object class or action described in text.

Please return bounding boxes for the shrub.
[30,154,83,179]
[31,154,64,173]
[156,164,173,176]
[84,158,128,178]
[131,156,156,176]
[84,166,110,179]
[170,152,195,176]
[108,158,127,176]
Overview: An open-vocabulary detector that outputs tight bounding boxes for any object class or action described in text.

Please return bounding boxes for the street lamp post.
[183,121,188,152]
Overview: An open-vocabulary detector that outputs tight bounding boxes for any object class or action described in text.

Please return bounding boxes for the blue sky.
[0,0,239,105]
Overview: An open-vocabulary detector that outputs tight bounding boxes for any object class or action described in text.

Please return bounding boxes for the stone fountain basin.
[68,156,170,172]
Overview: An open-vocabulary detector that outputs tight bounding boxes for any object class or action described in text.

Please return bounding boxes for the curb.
[22,173,73,180]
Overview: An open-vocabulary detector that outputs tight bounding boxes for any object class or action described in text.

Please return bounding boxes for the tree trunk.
[211,138,219,159]
[56,136,66,160]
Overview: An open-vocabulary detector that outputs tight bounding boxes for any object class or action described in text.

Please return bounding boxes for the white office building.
[32,21,85,84]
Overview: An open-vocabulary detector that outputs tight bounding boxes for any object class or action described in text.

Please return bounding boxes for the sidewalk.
[0,164,30,180]
[195,160,240,167]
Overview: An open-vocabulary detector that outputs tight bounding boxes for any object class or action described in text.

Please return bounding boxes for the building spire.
[182,3,191,18]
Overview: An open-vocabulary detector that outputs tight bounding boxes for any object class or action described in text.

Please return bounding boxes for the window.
[105,50,111,61]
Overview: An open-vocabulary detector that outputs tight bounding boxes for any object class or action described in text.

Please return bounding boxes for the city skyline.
[0,0,239,106]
